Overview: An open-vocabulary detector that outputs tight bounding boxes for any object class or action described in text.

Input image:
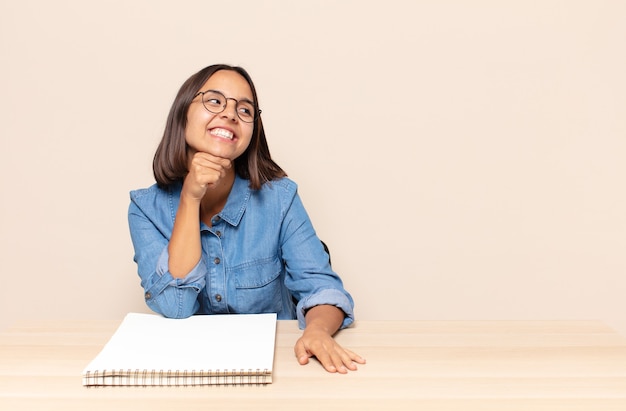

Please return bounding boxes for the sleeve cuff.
[145,247,206,297]
[296,288,355,330]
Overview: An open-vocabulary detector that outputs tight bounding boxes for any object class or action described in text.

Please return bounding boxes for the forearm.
[168,195,202,278]
[304,305,345,335]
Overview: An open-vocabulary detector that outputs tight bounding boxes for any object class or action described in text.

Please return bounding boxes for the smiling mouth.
[210,128,234,140]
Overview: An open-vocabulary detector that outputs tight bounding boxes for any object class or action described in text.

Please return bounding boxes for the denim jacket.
[128,175,354,329]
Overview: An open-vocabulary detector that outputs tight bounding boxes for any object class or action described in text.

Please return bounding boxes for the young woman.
[128,64,365,373]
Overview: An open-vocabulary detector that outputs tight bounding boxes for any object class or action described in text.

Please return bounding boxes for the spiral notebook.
[82,312,277,386]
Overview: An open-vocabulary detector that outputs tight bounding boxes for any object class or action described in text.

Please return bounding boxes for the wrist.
[179,191,203,208]
[304,305,344,335]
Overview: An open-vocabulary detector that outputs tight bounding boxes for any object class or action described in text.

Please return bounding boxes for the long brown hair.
[152,64,286,189]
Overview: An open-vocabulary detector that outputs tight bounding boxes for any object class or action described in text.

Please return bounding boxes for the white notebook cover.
[82,312,277,385]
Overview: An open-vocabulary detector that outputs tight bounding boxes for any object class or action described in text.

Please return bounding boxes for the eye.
[203,91,225,108]
[237,102,255,120]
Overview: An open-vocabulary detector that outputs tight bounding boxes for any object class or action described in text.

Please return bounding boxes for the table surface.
[1,318,626,410]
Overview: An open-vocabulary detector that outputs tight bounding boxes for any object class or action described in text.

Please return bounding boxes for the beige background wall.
[1,0,624,333]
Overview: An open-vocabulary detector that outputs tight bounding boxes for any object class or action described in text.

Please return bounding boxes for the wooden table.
[1,319,626,410]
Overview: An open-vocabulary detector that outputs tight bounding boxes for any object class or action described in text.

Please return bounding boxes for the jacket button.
[144,292,151,300]
[215,231,222,237]
[214,257,221,264]
[215,294,222,302]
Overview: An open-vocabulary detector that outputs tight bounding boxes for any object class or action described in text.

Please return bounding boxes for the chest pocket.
[231,257,284,313]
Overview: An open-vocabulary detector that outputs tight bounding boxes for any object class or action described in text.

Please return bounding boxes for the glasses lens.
[236,101,256,123]
[202,91,226,114]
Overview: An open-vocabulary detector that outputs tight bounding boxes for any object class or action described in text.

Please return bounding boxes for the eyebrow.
[206,89,255,105]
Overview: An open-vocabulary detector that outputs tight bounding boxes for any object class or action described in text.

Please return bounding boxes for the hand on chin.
[192,145,235,161]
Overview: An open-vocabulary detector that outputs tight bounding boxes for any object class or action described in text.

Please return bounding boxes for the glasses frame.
[194,89,261,123]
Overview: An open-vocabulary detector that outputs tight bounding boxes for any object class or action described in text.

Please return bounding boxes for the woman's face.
[185,70,255,160]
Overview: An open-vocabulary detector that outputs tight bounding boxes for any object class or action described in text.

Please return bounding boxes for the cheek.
[187,105,213,127]
[185,114,211,140]
[237,130,254,152]
[241,126,254,142]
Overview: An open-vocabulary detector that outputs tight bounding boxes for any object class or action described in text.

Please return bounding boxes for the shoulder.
[129,183,158,200]
[259,178,304,216]
[241,177,300,214]
[129,182,182,207]
[259,177,298,194]
[255,177,299,202]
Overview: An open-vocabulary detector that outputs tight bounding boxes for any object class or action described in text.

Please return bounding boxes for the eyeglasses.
[194,90,261,123]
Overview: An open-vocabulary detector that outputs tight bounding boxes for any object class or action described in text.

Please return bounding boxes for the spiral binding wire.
[83,368,271,387]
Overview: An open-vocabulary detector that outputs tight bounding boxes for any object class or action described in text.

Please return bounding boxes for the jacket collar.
[217,174,250,227]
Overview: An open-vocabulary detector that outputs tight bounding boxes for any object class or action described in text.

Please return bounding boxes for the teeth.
[210,128,234,140]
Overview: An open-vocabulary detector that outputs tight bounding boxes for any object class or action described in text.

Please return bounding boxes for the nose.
[221,98,238,121]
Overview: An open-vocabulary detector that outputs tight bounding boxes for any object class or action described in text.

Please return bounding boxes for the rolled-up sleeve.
[128,198,205,319]
[296,288,355,330]
[142,247,206,318]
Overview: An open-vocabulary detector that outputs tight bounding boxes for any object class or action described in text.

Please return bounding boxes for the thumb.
[294,340,311,365]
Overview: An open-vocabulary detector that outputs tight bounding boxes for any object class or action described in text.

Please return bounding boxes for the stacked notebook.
[82,312,277,386]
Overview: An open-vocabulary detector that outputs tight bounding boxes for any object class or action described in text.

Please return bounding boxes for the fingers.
[318,345,358,374]
[191,152,232,172]
[294,335,365,374]
[347,348,367,365]
[189,152,232,183]
[183,152,232,199]
[327,346,363,373]
[314,343,347,373]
